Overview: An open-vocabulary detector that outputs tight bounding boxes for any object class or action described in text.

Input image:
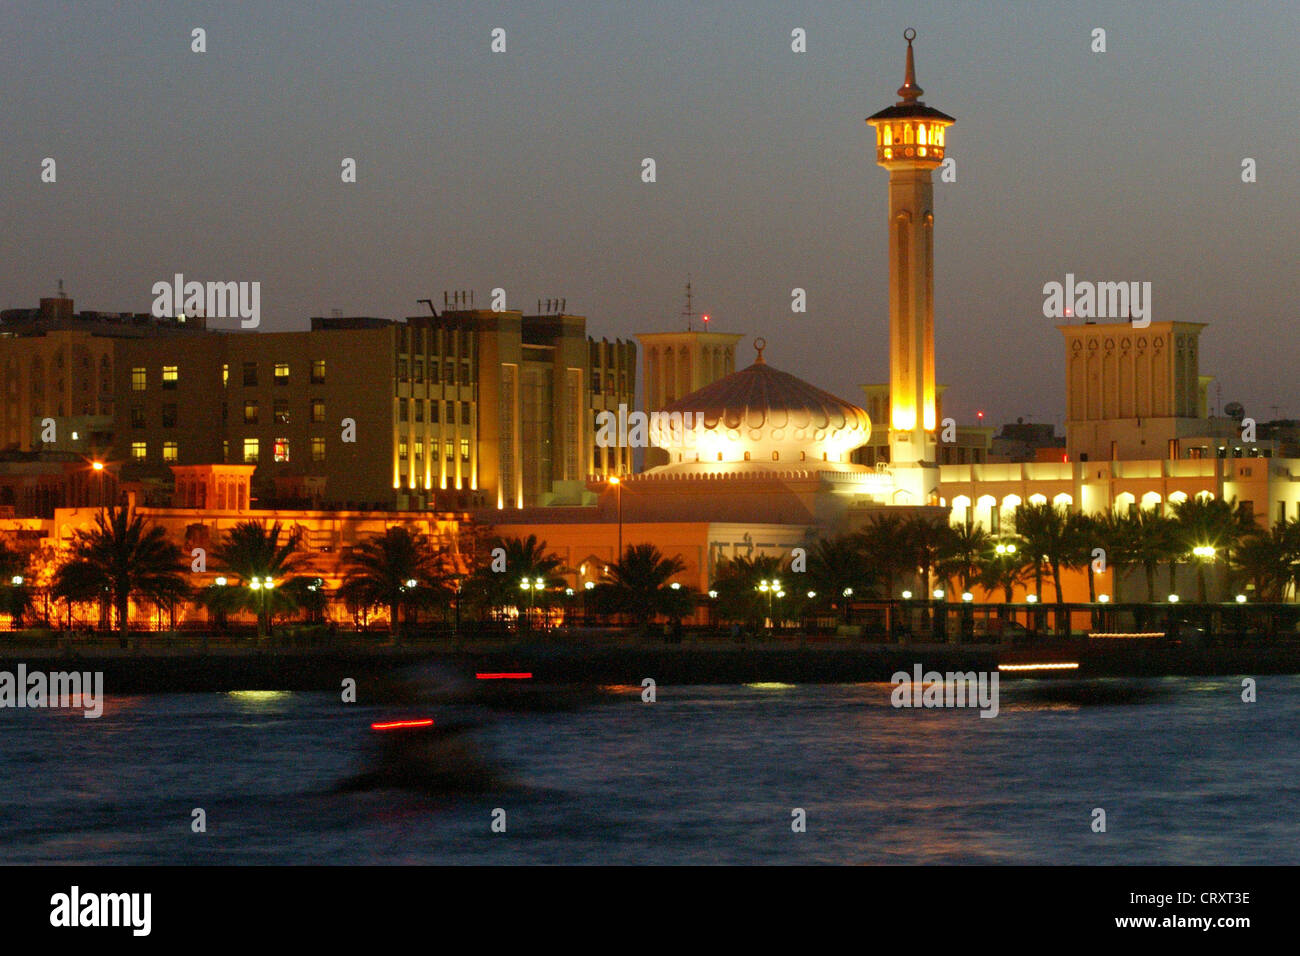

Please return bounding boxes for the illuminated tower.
[867,28,953,504]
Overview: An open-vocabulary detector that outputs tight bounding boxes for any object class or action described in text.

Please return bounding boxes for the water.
[2,676,1296,864]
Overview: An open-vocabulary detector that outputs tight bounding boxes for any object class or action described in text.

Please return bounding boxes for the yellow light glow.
[997,663,1080,672]
[918,146,926,157]
[891,406,916,431]
[883,147,892,159]
[91,461,104,471]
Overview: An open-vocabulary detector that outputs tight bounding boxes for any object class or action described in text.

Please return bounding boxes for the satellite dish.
[1224,402,1245,420]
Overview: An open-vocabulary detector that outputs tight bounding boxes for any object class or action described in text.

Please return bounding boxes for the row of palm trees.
[1,506,702,641]
[9,496,1300,642]
[705,498,1285,619]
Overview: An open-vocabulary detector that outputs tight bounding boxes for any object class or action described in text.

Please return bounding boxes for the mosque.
[492,30,1300,605]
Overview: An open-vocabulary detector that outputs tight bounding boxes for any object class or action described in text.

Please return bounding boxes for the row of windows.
[396,327,472,357]
[590,370,630,393]
[397,438,471,463]
[396,359,474,385]
[397,400,472,425]
[130,440,179,462]
[232,437,327,464]
[133,360,329,391]
[239,399,327,425]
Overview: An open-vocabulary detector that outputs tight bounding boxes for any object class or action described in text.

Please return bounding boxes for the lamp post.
[249,576,274,639]
[1191,544,1216,603]
[758,579,782,633]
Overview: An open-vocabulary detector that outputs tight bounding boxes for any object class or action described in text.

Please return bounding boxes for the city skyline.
[5,0,1299,430]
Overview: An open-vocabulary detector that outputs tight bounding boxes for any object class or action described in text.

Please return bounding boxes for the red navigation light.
[702,313,710,323]
[977,410,984,420]
[370,718,435,731]
[476,672,533,680]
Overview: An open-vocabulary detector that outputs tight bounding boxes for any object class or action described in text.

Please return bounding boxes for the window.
[274,363,289,385]
[162,365,178,389]
[244,401,259,424]
[162,441,178,462]
[445,361,455,385]
[429,361,439,385]
[222,364,229,388]
[243,363,257,386]
[414,401,424,423]
[311,359,325,384]
[430,401,440,424]
[461,403,471,425]
[243,438,259,463]
[592,371,601,392]
[311,399,325,423]
[132,367,146,391]
[460,438,470,462]
[398,401,408,423]
[414,361,423,383]
[131,407,145,428]
[273,438,290,462]
[462,362,471,383]
[414,440,423,460]
[223,439,229,461]
[274,399,290,424]
[399,439,408,460]
[131,441,147,461]
[398,359,409,381]
[162,403,178,428]
[445,440,454,461]
[311,437,325,462]
[446,401,454,424]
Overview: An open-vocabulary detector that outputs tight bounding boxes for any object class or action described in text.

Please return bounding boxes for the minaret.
[867,28,953,505]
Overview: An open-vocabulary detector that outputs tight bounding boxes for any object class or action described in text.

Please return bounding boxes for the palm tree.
[1014,502,1073,603]
[1230,526,1290,602]
[338,527,449,638]
[463,534,564,621]
[50,504,189,646]
[1129,507,1179,602]
[1064,511,1105,603]
[805,535,876,621]
[1094,508,1139,602]
[1170,496,1255,601]
[593,544,692,636]
[208,520,310,638]
[712,553,785,629]
[856,514,915,601]
[977,537,1033,603]
[938,519,989,597]
[904,514,953,601]
[0,538,32,628]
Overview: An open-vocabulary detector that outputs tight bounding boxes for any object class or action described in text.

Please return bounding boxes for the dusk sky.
[4,0,1298,429]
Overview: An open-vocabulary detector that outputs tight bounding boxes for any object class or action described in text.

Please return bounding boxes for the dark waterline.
[1,677,1296,864]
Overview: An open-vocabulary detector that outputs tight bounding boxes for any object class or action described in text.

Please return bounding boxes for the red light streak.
[476,672,533,680]
[370,718,434,730]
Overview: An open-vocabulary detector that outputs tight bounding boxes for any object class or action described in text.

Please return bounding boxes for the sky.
[3,0,1299,430]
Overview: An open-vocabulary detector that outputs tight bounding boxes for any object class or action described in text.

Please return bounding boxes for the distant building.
[0,294,636,511]
[990,420,1064,463]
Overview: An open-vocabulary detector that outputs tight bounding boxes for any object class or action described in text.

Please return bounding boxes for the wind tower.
[867,28,953,504]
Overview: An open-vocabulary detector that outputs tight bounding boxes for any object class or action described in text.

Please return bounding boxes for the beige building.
[0,296,635,513]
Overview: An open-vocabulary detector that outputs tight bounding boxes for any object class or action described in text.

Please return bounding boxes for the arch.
[1114,491,1136,512]
[1028,493,1048,506]
[1167,490,1188,505]
[1140,491,1162,510]
[1194,490,1214,501]
[1052,493,1073,507]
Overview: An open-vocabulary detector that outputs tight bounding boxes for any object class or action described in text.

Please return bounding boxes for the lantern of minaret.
[866,28,953,504]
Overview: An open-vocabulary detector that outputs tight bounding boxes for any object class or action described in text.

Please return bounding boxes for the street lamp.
[961,592,973,602]
[1098,593,1110,603]
[1167,594,1180,603]
[901,590,912,600]
[758,579,781,628]
[1235,594,1248,604]
[933,588,945,600]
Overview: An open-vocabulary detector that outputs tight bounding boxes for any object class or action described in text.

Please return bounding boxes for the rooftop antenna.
[57,278,66,297]
[681,276,695,331]
[470,290,475,307]
[443,291,449,308]
[417,299,437,316]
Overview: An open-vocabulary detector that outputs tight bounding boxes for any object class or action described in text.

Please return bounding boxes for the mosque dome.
[651,339,871,467]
